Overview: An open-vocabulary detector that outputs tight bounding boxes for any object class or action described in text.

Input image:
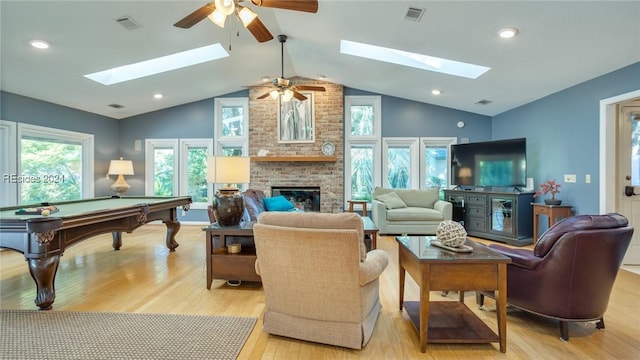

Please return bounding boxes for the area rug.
[0,310,257,360]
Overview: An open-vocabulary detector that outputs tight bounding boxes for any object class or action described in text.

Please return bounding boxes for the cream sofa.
[253,212,389,349]
[371,187,452,235]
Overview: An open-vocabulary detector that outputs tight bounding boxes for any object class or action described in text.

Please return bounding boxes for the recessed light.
[153,93,163,99]
[498,27,519,39]
[30,40,50,49]
[431,89,442,95]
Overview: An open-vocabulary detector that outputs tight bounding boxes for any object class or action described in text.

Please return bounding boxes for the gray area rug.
[0,310,257,360]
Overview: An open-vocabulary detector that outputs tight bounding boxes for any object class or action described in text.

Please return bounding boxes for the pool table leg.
[112,232,123,250]
[164,220,181,251]
[28,255,60,310]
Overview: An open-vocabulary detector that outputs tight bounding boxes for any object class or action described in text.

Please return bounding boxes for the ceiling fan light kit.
[257,34,326,102]
[175,0,318,43]
[215,0,235,16]
[207,10,227,27]
[237,6,258,26]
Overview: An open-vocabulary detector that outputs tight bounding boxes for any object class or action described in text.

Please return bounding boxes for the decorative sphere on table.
[436,220,467,247]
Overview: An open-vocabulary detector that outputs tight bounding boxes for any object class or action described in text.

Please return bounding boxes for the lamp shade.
[458,167,472,178]
[207,156,250,186]
[108,158,134,175]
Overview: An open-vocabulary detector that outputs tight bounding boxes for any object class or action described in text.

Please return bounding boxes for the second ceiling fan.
[174,0,318,43]
[258,34,325,101]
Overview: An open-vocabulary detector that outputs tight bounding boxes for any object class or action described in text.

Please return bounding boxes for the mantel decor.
[278,91,314,143]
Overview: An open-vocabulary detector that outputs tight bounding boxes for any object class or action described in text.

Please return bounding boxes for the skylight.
[340,40,490,79]
[84,43,229,85]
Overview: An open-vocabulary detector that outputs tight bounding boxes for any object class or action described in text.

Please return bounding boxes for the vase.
[212,190,245,226]
[544,198,562,206]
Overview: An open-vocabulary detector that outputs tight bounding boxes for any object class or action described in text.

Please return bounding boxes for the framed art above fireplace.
[278,92,314,143]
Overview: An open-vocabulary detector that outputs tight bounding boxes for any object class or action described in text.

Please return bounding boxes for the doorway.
[601,89,640,265]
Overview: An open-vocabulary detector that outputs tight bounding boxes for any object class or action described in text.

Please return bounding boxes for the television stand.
[444,189,534,246]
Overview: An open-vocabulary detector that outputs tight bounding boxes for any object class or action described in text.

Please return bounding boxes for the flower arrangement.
[533,179,561,200]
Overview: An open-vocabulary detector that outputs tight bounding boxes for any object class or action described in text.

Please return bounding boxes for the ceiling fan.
[257,34,325,102]
[174,0,318,43]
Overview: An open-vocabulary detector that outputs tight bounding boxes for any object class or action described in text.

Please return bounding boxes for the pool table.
[0,196,192,310]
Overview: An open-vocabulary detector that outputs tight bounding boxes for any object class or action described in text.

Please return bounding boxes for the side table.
[202,222,260,289]
[532,203,572,240]
[361,216,379,251]
[347,200,368,216]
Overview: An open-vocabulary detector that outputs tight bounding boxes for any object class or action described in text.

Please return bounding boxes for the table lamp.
[207,156,250,226]
[458,167,472,185]
[108,157,134,196]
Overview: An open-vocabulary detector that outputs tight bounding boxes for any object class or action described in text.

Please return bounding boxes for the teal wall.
[493,62,640,215]
[0,92,120,197]
[2,62,638,222]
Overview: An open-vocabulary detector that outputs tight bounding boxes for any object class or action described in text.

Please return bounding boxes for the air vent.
[108,103,125,109]
[404,7,425,22]
[115,16,143,30]
[475,99,493,105]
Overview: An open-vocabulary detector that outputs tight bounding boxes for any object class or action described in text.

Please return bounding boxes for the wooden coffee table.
[396,236,511,353]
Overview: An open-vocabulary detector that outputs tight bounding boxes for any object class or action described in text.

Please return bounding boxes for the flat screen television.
[450,138,527,188]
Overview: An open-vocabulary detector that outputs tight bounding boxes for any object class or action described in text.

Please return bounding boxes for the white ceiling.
[1,1,639,120]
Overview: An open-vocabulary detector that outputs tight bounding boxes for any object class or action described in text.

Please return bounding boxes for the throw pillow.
[376,191,407,209]
[263,196,296,211]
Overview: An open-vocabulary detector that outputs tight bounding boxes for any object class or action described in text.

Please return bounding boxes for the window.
[421,137,457,198]
[145,139,178,197]
[180,139,214,208]
[1,120,17,206]
[383,138,419,189]
[349,142,375,201]
[345,96,381,204]
[214,97,249,193]
[215,97,248,156]
[146,139,213,209]
[17,123,94,204]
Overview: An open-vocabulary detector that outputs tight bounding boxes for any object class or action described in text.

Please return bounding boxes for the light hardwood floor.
[1,225,639,359]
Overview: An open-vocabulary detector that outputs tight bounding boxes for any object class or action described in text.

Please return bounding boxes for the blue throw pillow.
[263,196,295,211]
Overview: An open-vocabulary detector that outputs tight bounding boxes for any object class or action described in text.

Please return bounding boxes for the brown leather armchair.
[477,213,633,341]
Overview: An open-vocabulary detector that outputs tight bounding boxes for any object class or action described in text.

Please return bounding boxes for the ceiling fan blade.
[174,3,216,28]
[296,85,326,92]
[251,0,318,13]
[257,91,272,99]
[246,17,274,43]
[292,90,308,101]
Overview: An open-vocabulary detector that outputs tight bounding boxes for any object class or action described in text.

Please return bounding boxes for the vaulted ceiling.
[1,1,638,119]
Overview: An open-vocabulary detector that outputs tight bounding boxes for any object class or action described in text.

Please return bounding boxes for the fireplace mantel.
[250,156,337,162]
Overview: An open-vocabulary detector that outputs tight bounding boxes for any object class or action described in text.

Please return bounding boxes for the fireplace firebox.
[271,186,320,212]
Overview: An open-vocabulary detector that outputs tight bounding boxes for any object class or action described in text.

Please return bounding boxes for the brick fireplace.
[248,77,344,213]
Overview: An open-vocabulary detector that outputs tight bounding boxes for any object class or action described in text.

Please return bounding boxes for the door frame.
[600,89,640,213]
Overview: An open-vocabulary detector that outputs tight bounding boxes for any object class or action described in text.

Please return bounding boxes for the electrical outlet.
[564,174,576,183]
[585,174,591,183]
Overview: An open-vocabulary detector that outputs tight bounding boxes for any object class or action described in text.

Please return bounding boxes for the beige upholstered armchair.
[253,212,389,349]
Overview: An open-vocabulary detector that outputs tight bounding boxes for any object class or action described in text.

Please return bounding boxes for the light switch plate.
[564,174,576,183]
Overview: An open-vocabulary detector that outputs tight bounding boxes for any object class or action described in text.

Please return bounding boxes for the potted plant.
[533,179,562,205]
